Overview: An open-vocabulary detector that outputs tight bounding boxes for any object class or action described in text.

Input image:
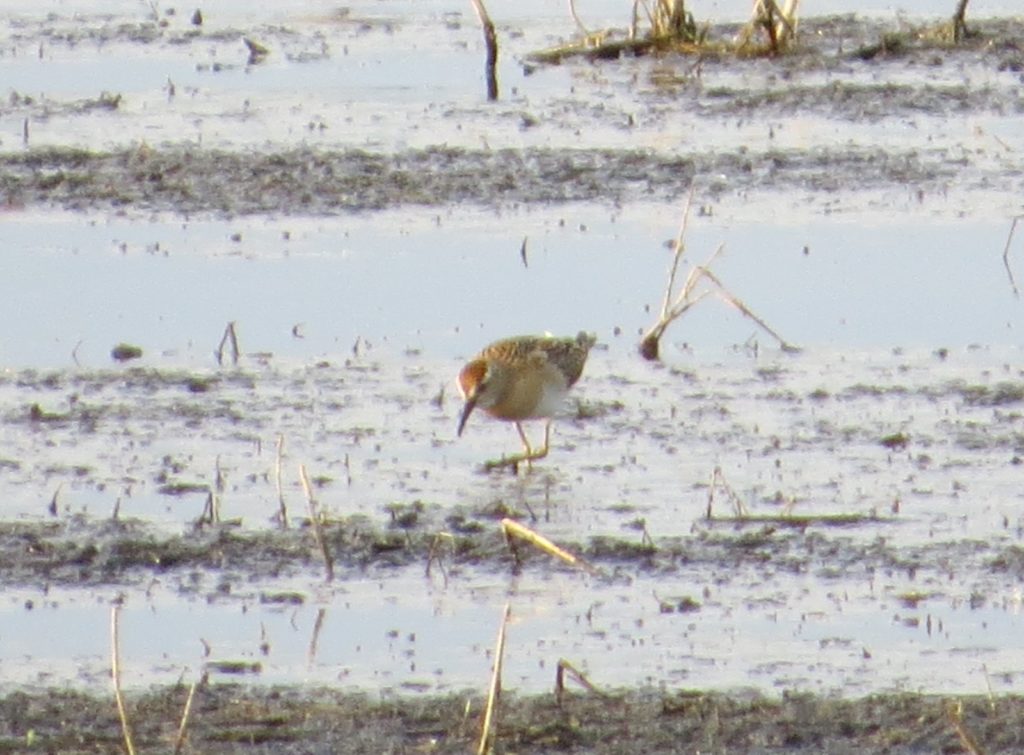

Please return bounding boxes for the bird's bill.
[457,396,477,436]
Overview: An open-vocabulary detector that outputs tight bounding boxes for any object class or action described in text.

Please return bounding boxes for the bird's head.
[456,358,492,436]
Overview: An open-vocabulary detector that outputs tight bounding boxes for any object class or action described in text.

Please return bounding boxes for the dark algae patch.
[0,144,956,215]
[0,684,1022,753]
[0,513,1017,590]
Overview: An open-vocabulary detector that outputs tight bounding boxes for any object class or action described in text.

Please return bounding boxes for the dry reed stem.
[952,0,970,42]
[110,604,137,755]
[639,520,655,548]
[567,0,590,35]
[457,697,474,739]
[982,663,996,710]
[173,677,201,754]
[477,603,511,755]
[529,0,705,64]
[659,184,698,321]
[652,0,694,39]
[426,531,455,582]
[299,464,335,582]
[740,0,799,54]
[555,658,609,706]
[641,188,798,358]
[500,518,599,574]
[630,0,698,42]
[215,321,241,366]
[947,700,986,755]
[215,454,225,495]
[640,238,722,359]
[308,608,327,667]
[640,187,704,359]
[709,512,873,527]
[705,466,748,519]
[1002,215,1022,298]
[275,435,288,528]
[244,37,269,64]
[698,266,800,352]
[198,491,215,526]
[631,0,656,38]
[47,482,62,517]
[468,0,499,100]
[629,0,644,39]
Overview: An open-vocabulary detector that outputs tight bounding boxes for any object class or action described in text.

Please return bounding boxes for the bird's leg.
[483,422,551,472]
[516,422,535,464]
[537,420,552,459]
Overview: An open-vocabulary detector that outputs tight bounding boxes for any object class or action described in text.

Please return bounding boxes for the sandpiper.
[456,331,596,471]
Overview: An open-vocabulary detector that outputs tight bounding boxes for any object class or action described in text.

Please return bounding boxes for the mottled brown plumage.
[457,332,596,470]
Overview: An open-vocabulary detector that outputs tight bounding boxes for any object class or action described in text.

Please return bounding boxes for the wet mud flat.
[2,683,1024,754]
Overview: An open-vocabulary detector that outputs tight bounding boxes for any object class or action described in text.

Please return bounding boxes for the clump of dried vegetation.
[523,0,977,66]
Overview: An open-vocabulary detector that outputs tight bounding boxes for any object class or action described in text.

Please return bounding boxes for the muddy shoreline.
[2,683,1022,754]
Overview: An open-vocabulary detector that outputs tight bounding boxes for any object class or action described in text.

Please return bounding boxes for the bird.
[456,331,596,471]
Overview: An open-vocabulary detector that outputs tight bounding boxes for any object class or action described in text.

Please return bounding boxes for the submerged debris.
[111,343,143,362]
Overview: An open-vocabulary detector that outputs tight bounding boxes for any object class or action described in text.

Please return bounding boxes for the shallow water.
[2,536,1023,696]
[2,206,1019,368]
[1,0,1024,700]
